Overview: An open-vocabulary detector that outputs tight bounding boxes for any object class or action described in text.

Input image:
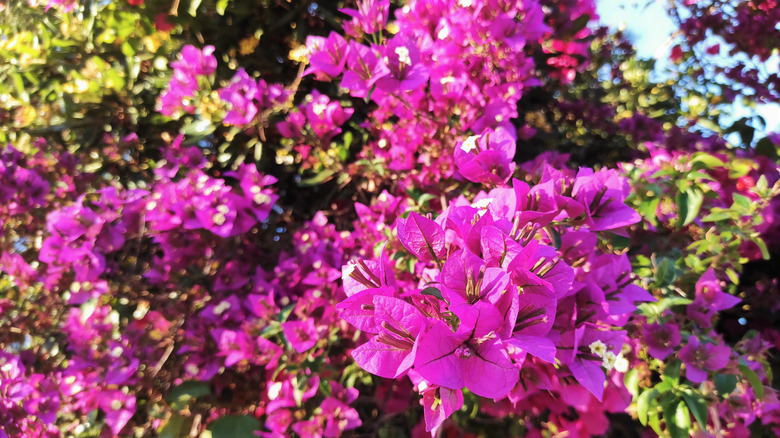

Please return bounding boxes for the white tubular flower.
[602,351,618,370]
[614,354,629,373]
[394,46,412,66]
[588,340,607,357]
[460,135,480,153]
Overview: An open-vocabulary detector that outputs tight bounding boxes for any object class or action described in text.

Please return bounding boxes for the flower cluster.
[219,69,289,127]
[0,146,49,227]
[159,45,217,117]
[339,162,654,434]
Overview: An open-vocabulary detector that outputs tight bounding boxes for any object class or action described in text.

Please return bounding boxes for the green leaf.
[654,257,677,287]
[714,374,738,396]
[681,390,709,430]
[181,118,216,143]
[725,268,740,285]
[188,0,203,16]
[416,193,437,207]
[165,381,211,411]
[701,210,734,222]
[158,414,189,438]
[278,303,295,323]
[639,296,692,321]
[298,169,335,187]
[690,153,726,170]
[664,400,690,438]
[638,198,661,224]
[420,286,443,300]
[751,236,770,260]
[12,73,29,103]
[624,368,640,397]
[648,408,663,436]
[216,0,229,14]
[675,399,691,430]
[637,388,658,426]
[738,364,765,399]
[663,359,682,383]
[676,188,704,228]
[208,415,260,438]
[732,193,752,212]
[654,380,673,394]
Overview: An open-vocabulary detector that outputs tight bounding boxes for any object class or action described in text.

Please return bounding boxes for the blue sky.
[595,0,780,140]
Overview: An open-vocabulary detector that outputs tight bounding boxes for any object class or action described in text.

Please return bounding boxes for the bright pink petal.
[568,358,605,401]
[414,322,468,390]
[396,212,446,262]
[352,337,416,378]
[464,339,518,398]
[422,387,463,432]
[507,334,556,363]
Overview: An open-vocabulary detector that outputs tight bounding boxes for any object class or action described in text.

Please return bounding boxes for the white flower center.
[394,46,412,66]
[254,193,271,205]
[212,213,226,226]
[602,351,618,370]
[471,198,493,210]
[614,354,629,373]
[213,300,232,315]
[460,135,480,153]
[589,340,607,357]
[311,102,328,116]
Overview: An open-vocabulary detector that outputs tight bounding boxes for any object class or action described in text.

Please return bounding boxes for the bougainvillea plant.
[0,0,778,437]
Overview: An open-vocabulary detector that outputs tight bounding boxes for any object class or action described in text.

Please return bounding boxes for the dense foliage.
[0,0,779,437]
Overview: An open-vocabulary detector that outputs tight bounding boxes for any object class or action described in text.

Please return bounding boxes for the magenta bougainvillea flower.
[678,336,731,383]
[219,68,259,125]
[396,212,446,263]
[375,36,429,92]
[8,0,779,436]
[339,0,389,36]
[160,45,217,117]
[687,268,742,327]
[282,319,319,353]
[341,41,390,98]
[304,32,350,79]
[454,127,517,186]
[420,386,463,433]
[351,296,426,378]
[643,321,681,360]
[414,302,518,399]
[571,168,641,231]
[336,159,653,429]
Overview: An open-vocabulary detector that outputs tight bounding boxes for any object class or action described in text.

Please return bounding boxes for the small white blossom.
[254,193,271,205]
[602,351,618,370]
[589,340,607,357]
[394,46,412,66]
[311,102,328,116]
[268,382,283,400]
[614,354,629,373]
[213,300,232,315]
[460,135,480,153]
[471,198,493,210]
[212,213,226,226]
